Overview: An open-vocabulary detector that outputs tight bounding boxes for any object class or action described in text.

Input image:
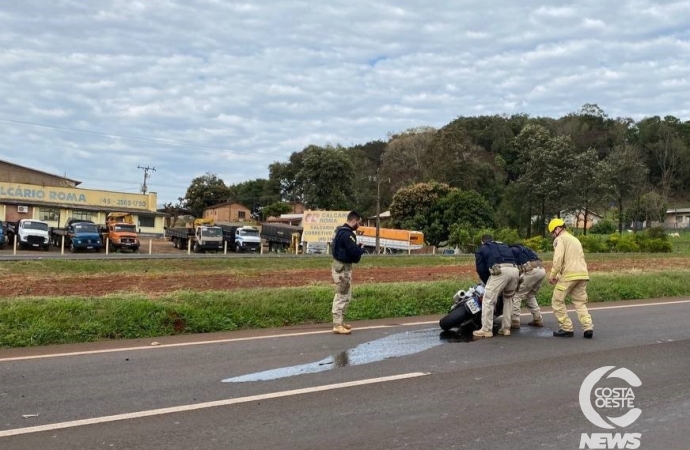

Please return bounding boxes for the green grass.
[2,271,689,348]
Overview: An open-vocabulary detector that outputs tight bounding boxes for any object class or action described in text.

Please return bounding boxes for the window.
[71,210,93,221]
[238,211,246,219]
[139,215,155,228]
[38,208,60,221]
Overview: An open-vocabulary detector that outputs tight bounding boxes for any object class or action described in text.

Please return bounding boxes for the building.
[0,159,166,234]
[203,202,253,223]
[560,209,604,229]
[664,208,690,229]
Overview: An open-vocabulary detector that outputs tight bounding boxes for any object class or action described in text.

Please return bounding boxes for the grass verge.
[1,271,689,348]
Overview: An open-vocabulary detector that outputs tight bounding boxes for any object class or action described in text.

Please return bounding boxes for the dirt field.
[2,256,690,299]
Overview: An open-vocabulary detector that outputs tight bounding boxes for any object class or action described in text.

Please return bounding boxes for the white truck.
[5,219,51,251]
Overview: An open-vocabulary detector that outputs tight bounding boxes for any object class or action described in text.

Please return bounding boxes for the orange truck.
[356,226,425,253]
[100,212,140,253]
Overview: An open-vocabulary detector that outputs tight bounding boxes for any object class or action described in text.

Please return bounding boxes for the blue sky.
[1,1,689,205]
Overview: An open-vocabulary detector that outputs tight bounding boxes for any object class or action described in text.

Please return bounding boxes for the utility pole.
[369,168,390,254]
[138,165,156,194]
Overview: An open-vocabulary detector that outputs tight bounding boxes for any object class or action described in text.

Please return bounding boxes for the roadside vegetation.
[1,253,689,348]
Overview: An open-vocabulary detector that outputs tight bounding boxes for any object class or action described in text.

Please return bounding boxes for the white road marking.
[1,298,689,363]
[0,372,429,438]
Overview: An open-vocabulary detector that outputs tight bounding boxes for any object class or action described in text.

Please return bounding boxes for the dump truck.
[355,226,425,254]
[219,224,261,252]
[260,223,302,253]
[5,219,51,251]
[164,218,223,253]
[50,219,103,252]
[100,212,140,253]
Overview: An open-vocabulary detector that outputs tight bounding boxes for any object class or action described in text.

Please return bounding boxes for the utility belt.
[489,263,517,276]
[521,260,544,273]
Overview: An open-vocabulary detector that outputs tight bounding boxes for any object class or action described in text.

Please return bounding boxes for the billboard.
[301,210,350,243]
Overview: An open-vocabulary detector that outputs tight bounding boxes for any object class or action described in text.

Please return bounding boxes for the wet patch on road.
[223,327,472,383]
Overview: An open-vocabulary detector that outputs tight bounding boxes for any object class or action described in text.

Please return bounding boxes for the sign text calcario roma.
[0,182,150,209]
[301,210,350,243]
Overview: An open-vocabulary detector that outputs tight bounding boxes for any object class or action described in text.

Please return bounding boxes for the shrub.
[578,235,607,253]
[590,219,617,234]
[611,234,640,252]
[640,238,672,253]
[524,235,551,252]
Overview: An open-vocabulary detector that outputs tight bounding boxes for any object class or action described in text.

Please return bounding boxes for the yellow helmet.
[548,218,565,233]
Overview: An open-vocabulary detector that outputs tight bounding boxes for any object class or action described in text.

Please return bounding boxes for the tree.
[601,144,648,233]
[295,145,356,210]
[381,127,435,193]
[389,181,453,246]
[513,124,574,236]
[260,202,293,220]
[227,178,280,218]
[183,173,230,217]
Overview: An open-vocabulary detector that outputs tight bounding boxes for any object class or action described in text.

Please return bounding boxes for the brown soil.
[1,257,689,299]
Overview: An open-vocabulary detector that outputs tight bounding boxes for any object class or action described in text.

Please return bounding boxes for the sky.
[1,1,689,206]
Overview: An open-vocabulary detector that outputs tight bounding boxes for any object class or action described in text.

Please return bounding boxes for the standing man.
[330,211,366,335]
[509,244,545,329]
[474,234,520,339]
[547,218,594,338]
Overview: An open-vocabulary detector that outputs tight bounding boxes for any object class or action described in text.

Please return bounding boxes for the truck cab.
[233,226,261,252]
[54,219,103,252]
[102,213,140,253]
[7,219,50,251]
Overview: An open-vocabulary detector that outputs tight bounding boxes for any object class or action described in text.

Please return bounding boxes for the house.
[559,209,604,229]
[203,202,252,223]
[664,208,690,229]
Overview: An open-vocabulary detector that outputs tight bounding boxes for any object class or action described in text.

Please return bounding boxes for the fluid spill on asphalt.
[223,327,473,383]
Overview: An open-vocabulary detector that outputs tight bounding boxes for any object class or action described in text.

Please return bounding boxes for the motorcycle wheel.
[439,305,473,331]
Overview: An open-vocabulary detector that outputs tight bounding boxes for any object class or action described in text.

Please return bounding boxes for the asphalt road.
[0,299,688,450]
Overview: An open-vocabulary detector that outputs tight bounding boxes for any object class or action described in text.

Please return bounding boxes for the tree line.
[164,103,690,245]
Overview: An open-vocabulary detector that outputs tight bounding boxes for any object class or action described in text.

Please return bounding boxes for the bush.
[578,235,608,253]
[524,235,551,253]
[640,238,672,253]
[610,234,640,252]
[590,219,617,234]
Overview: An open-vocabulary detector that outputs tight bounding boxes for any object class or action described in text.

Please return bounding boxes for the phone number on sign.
[100,198,147,208]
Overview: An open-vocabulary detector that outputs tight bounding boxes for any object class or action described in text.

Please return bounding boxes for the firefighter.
[509,243,545,329]
[330,211,366,335]
[473,234,520,339]
[548,218,594,338]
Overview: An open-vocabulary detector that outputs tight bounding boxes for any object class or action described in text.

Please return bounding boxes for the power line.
[0,117,287,158]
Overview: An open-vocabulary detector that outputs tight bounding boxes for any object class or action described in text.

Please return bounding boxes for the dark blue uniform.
[475,240,517,284]
[510,244,541,266]
[332,224,365,264]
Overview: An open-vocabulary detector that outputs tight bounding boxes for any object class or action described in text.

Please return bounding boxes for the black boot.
[553,329,574,337]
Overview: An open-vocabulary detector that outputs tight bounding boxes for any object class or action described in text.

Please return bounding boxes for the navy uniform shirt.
[475,240,517,284]
[332,224,365,264]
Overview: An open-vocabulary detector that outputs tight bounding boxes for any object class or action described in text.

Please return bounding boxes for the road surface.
[1,298,688,449]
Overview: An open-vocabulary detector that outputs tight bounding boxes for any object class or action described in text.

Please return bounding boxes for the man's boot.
[472,329,493,339]
[333,324,352,335]
[528,318,544,327]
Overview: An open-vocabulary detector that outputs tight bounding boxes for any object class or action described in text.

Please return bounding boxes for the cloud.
[0,0,688,204]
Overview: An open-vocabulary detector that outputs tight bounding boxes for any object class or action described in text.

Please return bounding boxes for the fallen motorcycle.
[439,283,504,332]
